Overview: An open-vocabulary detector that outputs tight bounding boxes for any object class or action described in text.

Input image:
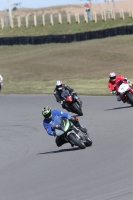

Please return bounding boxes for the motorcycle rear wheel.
[68,133,86,149]
[126,91,133,105]
[72,102,83,116]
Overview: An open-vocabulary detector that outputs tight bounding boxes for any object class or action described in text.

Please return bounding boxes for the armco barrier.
[0,25,133,45]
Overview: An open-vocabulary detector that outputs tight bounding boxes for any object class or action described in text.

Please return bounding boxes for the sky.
[0,0,124,11]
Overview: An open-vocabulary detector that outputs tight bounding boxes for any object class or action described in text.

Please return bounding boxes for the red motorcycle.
[61,90,83,116]
[115,80,133,105]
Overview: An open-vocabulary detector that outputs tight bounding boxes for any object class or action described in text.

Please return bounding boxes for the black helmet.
[42,106,52,119]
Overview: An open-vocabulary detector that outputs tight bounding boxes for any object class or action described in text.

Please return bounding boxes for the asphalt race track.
[1,95,133,200]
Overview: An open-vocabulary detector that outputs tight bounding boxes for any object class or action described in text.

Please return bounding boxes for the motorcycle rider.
[42,106,87,147]
[108,72,133,102]
[0,74,3,91]
[54,80,82,112]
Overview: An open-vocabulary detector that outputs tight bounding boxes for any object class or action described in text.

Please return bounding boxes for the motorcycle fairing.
[52,117,71,136]
[118,83,129,94]
[65,96,72,102]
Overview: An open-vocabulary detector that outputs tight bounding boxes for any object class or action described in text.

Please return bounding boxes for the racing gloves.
[111,91,116,94]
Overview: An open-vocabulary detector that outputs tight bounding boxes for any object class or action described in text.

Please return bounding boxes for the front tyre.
[72,102,83,116]
[68,133,86,149]
[126,91,133,105]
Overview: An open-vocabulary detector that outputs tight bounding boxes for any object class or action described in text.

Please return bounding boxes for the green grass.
[0,17,133,37]
[0,35,133,95]
[1,79,110,95]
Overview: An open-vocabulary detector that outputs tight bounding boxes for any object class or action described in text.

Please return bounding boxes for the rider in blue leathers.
[42,106,87,147]
[43,109,71,136]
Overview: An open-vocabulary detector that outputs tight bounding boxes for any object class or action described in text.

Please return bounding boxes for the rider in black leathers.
[54,80,82,112]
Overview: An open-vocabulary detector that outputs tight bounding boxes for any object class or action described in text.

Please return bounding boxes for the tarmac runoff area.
[1,94,133,200]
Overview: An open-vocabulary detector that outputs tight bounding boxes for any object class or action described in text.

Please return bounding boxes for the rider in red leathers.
[108,72,133,102]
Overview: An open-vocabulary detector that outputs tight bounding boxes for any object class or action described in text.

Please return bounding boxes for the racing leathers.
[108,75,132,102]
[43,110,87,147]
[54,84,82,111]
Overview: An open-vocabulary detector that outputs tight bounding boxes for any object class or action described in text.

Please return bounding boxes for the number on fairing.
[118,83,129,94]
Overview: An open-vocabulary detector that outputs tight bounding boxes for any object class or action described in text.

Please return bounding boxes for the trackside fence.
[0,9,133,28]
[0,25,133,45]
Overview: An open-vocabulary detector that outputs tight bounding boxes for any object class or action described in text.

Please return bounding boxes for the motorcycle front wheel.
[68,133,86,149]
[72,102,83,116]
[126,91,133,105]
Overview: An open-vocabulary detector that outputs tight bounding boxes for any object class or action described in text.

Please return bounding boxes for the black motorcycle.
[61,90,83,116]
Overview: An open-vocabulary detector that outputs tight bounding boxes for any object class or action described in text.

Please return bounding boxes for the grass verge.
[0,17,133,37]
[0,35,133,95]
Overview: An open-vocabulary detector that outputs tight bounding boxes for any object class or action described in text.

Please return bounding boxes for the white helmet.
[109,72,116,80]
[56,80,62,90]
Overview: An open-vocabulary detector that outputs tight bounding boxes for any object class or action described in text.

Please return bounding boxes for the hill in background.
[0,0,132,17]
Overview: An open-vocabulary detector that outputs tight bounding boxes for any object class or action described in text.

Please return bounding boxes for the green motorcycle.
[52,116,92,149]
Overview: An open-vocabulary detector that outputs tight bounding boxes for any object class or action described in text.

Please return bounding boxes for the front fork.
[73,94,82,106]
[121,94,127,102]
